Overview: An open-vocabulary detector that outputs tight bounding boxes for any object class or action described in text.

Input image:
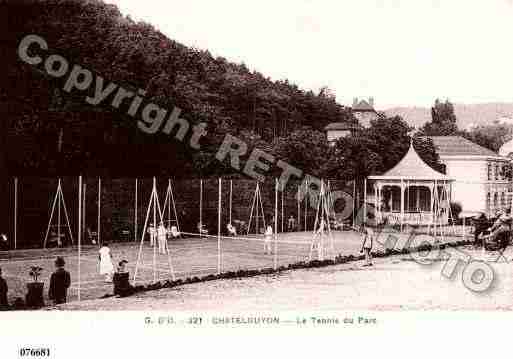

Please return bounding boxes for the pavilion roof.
[368,142,452,181]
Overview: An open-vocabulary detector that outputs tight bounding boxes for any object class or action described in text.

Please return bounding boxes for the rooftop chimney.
[369,97,374,107]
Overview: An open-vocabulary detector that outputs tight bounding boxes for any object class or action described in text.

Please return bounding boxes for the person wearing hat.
[112,260,133,297]
[360,224,374,267]
[485,209,511,246]
[48,257,71,305]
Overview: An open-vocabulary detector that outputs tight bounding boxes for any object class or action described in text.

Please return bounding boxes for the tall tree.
[326,116,444,180]
[420,99,459,136]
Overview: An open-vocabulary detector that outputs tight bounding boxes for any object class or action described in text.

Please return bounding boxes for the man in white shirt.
[157,223,167,254]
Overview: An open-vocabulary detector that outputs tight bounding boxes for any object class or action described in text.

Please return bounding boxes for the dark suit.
[49,268,71,304]
[113,272,133,297]
[0,277,8,308]
[474,215,489,246]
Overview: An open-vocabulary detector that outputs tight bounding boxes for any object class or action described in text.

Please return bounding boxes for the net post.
[98,177,101,245]
[218,178,222,274]
[153,177,157,283]
[274,178,278,270]
[78,175,82,302]
[14,177,17,250]
[134,178,138,242]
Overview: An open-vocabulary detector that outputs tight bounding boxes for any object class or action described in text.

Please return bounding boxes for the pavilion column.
[373,183,377,224]
[429,183,434,234]
[377,183,382,225]
[400,179,404,232]
[416,186,420,212]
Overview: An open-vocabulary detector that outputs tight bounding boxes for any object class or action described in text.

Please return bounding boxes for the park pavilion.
[367,141,454,227]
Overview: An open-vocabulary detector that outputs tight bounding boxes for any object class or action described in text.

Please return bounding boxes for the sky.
[104,0,513,109]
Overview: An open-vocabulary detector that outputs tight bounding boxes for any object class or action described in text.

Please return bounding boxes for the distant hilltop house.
[324,97,379,142]
[430,136,512,217]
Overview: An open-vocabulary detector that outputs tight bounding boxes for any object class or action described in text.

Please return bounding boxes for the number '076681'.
[19,348,50,357]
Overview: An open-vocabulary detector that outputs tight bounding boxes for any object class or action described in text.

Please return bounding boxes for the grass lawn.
[0,229,471,307]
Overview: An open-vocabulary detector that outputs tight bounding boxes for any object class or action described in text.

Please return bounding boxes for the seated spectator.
[197,222,208,236]
[169,225,180,239]
[473,212,488,247]
[87,227,98,245]
[0,234,8,251]
[0,267,8,309]
[227,223,237,236]
[489,210,511,233]
[113,260,133,297]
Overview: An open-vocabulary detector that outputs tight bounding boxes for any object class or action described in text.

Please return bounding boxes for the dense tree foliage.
[419,98,512,153]
[273,116,444,181]
[3,0,445,190]
[419,99,459,136]
[3,0,353,177]
[461,122,513,153]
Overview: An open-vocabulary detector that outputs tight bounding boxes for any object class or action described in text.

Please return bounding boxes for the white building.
[430,136,512,217]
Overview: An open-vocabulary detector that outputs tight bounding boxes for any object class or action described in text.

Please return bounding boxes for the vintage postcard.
[2,0,513,357]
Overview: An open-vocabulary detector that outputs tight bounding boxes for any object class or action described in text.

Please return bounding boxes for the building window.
[487,163,492,181]
[501,192,506,207]
[495,164,500,180]
[487,192,491,212]
[494,192,499,210]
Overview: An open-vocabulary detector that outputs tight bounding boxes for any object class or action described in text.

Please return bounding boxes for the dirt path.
[59,246,513,311]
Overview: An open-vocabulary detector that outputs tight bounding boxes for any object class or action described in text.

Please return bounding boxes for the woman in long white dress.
[99,242,114,282]
[264,225,273,255]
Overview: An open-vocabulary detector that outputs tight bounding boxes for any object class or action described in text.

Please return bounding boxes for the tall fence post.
[78,175,82,302]
[274,179,278,270]
[14,177,18,250]
[218,178,222,274]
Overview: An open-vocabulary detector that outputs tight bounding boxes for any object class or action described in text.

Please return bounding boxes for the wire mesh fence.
[0,176,473,305]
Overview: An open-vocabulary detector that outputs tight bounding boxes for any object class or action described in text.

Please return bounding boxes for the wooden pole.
[82,182,86,243]
[229,179,233,225]
[297,184,300,232]
[153,177,157,282]
[400,178,404,232]
[58,179,61,246]
[98,178,101,245]
[281,185,284,233]
[14,177,17,250]
[218,178,222,274]
[352,180,356,228]
[363,178,367,226]
[200,179,203,235]
[168,179,171,225]
[78,175,82,302]
[133,184,153,282]
[274,179,278,270]
[256,183,259,235]
[134,178,138,242]
[304,179,308,231]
